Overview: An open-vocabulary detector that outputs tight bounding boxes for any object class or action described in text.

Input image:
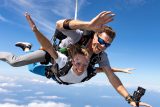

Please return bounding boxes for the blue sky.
[0,0,159,107]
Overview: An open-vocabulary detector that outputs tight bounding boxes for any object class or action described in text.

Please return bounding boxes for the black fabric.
[40,51,51,65]
[77,30,95,47]
[81,65,96,82]
[63,19,73,30]
[54,29,67,41]
[136,101,139,107]
[56,60,72,77]
[52,29,67,50]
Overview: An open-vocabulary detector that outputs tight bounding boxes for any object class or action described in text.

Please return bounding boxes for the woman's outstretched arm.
[25,12,58,60]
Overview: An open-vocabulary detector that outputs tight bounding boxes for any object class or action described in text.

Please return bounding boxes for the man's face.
[92,32,112,54]
[72,54,89,75]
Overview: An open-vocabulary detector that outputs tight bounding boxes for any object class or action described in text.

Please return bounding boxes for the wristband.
[63,19,73,30]
[125,95,134,104]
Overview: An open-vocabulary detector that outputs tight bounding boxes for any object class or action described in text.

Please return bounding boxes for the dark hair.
[103,26,116,40]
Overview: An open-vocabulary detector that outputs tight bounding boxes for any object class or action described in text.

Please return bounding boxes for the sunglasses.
[97,36,111,48]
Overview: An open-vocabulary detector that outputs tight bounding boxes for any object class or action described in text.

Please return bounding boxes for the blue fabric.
[27,50,47,77]
[28,63,58,82]
[28,63,46,77]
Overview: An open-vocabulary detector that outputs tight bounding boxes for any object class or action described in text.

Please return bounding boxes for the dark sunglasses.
[98,36,111,48]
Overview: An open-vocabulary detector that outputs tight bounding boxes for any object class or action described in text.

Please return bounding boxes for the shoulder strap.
[77,30,95,47]
[81,65,96,82]
[81,53,102,82]
[56,60,72,77]
[53,29,67,43]
[90,53,102,65]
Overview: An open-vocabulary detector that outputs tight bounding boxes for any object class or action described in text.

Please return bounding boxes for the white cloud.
[46,80,57,84]
[31,78,46,83]
[0,87,10,93]
[0,102,71,107]
[25,96,37,99]
[3,98,19,103]
[21,89,32,92]
[0,75,17,82]
[28,102,71,107]
[40,96,64,100]
[0,14,8,22]
[71,78,110,88]
[29,78,57,85]
[35,91,44,95]
[84,105,92,107]
[51,0,75,18]
[0,83,22,88]
[100,95,119,99]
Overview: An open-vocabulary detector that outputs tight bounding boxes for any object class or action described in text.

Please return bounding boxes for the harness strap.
[81,66,96,82]
[55,76,73,85]
[56,60,72,77]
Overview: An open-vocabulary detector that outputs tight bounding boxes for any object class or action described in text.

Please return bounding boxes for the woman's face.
[72,54,89,75]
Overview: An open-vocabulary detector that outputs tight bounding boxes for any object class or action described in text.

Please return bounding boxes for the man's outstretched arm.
[96,67,135,74]
[102,66,152,107]
[56,11,115,32]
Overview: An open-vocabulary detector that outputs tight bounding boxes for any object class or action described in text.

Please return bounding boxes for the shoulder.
[55,51,68,62]
[98,52,110,67]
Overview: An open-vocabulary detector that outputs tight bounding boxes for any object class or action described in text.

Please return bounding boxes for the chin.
[77,70,83,73]
[93,50,101,54]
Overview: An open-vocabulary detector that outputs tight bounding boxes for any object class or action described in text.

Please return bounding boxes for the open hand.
[130,101,152,107]
[88,11,115,32]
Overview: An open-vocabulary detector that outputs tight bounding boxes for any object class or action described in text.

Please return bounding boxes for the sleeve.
[98,52,111,68]
[55,51,68,69]
[60,29,83,44]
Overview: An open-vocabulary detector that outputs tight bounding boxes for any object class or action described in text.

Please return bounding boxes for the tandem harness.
[43,29,102,85]
[44,53,100,85]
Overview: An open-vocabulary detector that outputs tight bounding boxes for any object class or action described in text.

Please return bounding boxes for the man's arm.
[56,11,115,32]
[111,68,135,74]
[96,67,134,74]
[102,66,129,97]
[102,66,138,106]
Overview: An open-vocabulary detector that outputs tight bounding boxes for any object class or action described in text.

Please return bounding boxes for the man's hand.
[121,68,135,74]
[88,11,115,32]
[130,101,152,107]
